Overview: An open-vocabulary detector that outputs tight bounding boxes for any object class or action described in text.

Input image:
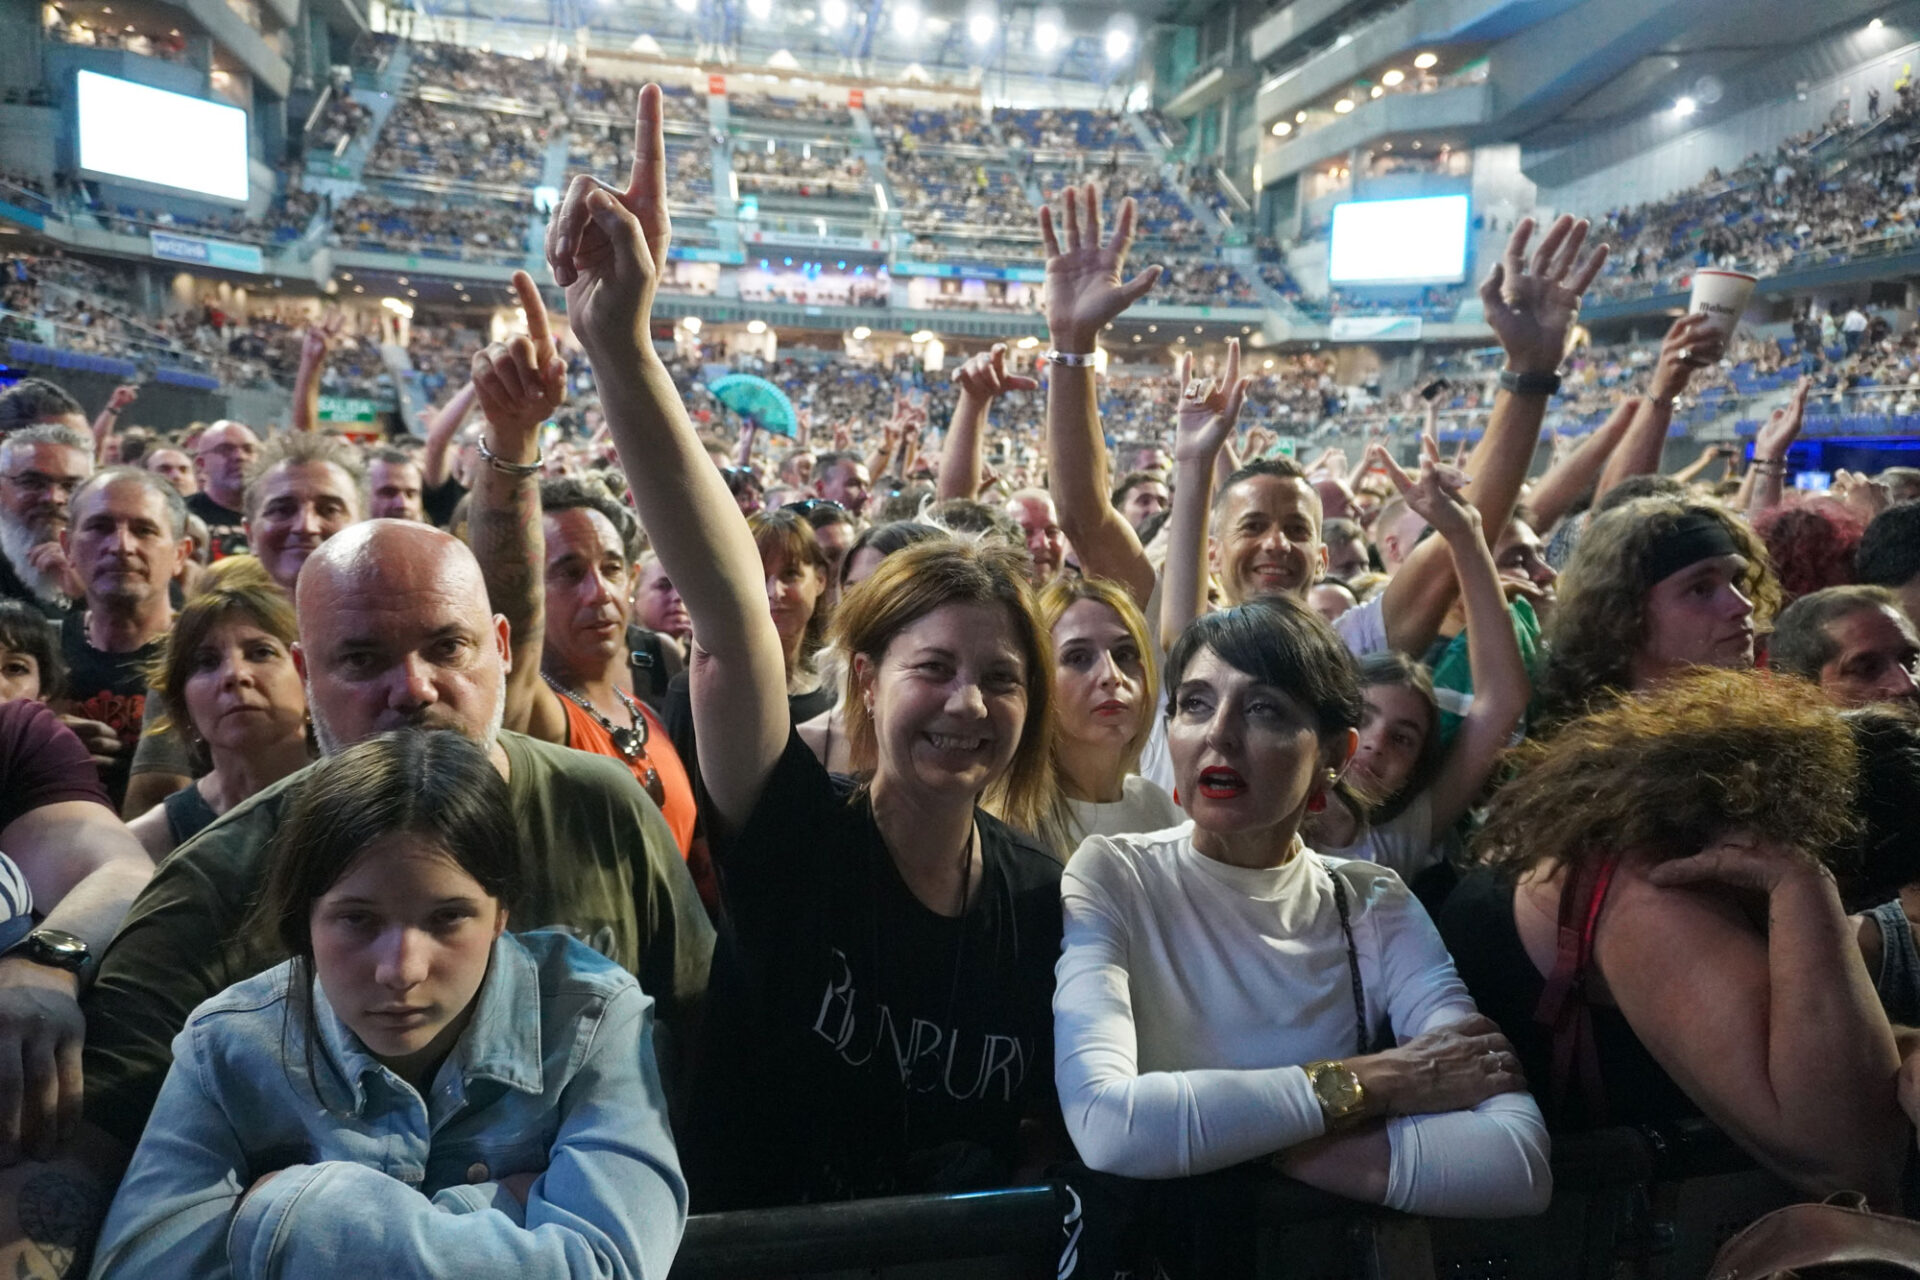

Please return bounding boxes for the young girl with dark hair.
[92,730,685,1279]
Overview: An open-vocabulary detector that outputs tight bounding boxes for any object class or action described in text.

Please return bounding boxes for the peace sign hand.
[472,270,567,456]
[1039,182,1162,353]
[546,82,673,358]
[1370,430,1478,544]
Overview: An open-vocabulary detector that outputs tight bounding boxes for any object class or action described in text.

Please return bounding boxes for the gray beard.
[308,669,508,758]
[0,511,66,605]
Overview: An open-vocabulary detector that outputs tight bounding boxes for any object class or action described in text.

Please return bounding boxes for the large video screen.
[75,71,249,204]
[1328,194,1469,285]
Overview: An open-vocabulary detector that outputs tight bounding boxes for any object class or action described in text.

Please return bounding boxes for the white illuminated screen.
[75,71,249,203]
[1328,195,1469,285]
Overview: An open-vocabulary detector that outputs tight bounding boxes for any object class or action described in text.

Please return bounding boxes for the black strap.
[627,626,666,698]
[1328,870,1369,1056]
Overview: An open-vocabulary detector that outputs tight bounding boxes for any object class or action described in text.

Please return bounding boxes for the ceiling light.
[341,272,352,280]
[747,0,772,18]
[1271,121,1291,136]
[1334,98,1354,113]
[1034,17,1060,53]
[1381,68,1404,87]
[673,0,697,12]
[396,276,408,285]
[1870,16,1885,30]
[968,8,994,44]
[1412,51,1437,68]
[1016,335,1039,348]
[910,328,935,343]
[747,319,768,334]
[1674,95,1697,117]
[822,0,846,23]
[682,315,702,332]
[851,325,871,339]
[381,297,413,317]
[1295,110,1307,123]
[1263,358,1274,369]
[892,3,919,36]
[1369,85,1383,98]
[1104,23,1131,61]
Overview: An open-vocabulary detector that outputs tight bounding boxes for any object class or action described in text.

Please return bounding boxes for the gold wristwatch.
[1302,1059,1367,1129]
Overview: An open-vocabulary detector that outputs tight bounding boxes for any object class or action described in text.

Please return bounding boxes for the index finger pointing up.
[512,270,553,358]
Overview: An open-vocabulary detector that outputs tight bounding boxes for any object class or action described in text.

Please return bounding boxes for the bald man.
[0,521,712,1276]
[186,420,260,557]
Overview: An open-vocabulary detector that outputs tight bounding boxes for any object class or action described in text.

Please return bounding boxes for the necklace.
[542,672,664,805]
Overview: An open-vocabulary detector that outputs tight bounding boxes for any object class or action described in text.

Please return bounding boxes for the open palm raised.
[1039,182,1162,353]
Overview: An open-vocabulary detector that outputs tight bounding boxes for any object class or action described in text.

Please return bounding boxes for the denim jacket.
[91,930,686,1280]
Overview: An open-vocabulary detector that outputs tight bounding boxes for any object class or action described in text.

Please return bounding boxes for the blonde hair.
[1036,575,1159,859]
[832,537,1056,835]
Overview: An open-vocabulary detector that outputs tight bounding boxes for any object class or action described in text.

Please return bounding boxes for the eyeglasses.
[0,471,85,497]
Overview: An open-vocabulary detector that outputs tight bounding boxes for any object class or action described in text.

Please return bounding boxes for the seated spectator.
[1053,597,1549,1276]
[92,730,685,1278]
[1037,575,1180,860]
[1536,496,1778,726]
[553,100,1064,1205]
[1857,499,1920,624]
[1768,584,1920,708]
[1443,670,1907,1205]
[0,598,61,702]
[0,520,712,1272]
[124,558,310,855]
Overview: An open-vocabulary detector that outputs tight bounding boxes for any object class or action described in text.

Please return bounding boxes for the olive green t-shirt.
[82,730,714,1148]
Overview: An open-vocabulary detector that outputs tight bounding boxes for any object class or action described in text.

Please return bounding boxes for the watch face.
[1313,1063,1362,1113]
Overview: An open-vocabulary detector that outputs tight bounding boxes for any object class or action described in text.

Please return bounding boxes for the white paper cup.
[1688,269,1757,344]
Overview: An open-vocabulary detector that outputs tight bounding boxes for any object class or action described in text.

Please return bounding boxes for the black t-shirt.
[423,476,468,529]
[57,613,164,809]
[685,732,1063,1210]
[1435,869,1700,1132]
[664,668,837,803]
[185,492,248,559]
[0,552,71,623]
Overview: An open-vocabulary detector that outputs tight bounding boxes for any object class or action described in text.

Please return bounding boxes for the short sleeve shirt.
[0,699,110,830]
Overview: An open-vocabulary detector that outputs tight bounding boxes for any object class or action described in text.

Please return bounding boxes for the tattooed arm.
[469,272,568,744]
[0,1126,125,1278]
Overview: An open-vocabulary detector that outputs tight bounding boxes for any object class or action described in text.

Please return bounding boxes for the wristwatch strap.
[1498,369,1563,397]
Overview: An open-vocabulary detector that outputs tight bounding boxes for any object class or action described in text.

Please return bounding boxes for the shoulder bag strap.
[1533,854,1620,1126]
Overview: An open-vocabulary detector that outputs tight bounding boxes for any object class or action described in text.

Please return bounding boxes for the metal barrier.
[669,1120,1792,1279]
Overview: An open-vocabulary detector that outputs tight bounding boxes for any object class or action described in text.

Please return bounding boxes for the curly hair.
[1474,670,1859,880]
[1537,496,1781,725]
[1751,498,1864,603]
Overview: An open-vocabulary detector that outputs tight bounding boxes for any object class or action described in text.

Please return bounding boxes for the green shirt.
[1427,596,1543,750]
[83,731,714,1148]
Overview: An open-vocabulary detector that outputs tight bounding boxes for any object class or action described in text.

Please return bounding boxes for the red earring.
[1306,791,1327,814]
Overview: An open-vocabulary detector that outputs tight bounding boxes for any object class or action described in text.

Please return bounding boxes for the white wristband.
[1043,350,1096,367]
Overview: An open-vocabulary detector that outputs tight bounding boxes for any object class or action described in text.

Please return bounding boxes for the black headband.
[1641,511,1740,586]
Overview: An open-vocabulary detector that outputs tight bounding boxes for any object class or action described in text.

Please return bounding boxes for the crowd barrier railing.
[670,1118,1794,1280]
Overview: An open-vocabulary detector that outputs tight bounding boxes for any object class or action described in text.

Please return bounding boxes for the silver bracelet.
[476,435,543,476]
[1043,349,1096,367]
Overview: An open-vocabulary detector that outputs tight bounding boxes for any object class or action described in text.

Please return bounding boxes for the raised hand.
[104,384,139,414]
[953,343,1040,402]
[1172,338,1249,466]
[545,82,673,356]
[1649,312,1726,402]
[1370,430,1478,544]
[1480,215,1609,375]
[1039,181,1162,352]
[302,310,345,364]
[471,270,567,455]
[1832,468,1892,521]
[1754,376,1811,463]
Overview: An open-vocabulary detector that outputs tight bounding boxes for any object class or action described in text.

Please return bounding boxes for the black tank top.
[1436,869,1700,1131]
[162,782,220,850]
